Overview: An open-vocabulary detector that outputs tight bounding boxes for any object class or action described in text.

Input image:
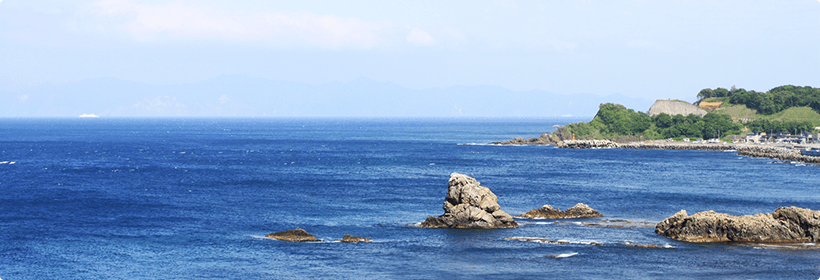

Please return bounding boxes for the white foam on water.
[521,221,555,225]
[0,161,7,164]
[723,150,738,152]
[554,252,578,258]
[556,240,599,245]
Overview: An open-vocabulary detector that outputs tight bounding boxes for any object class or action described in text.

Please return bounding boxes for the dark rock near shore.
[491,132,568,145]
[265,228,320,242]
[516,203,604,219]
[336,234,371,243]
[655,206,820,243]
[418,173,518,229]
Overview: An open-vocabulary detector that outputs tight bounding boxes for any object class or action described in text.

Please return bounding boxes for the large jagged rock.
[655,207,820,243]
[265,228,320,242]
[516,203,604,219]
[418,173,518,229]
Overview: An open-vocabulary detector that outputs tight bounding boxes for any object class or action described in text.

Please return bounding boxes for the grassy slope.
[702,97,820,125]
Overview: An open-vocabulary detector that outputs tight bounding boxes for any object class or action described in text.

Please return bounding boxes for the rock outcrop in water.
[655,207,820,243]
[336,234,372,243]
[418,173,518,229]
[265,228,320,242]
[516,203,604,219]
[491,132,569,145]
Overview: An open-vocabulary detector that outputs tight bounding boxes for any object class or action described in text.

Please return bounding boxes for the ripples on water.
[1,118,819,279]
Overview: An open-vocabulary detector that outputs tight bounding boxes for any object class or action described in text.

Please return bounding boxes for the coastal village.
[495,94,820,162]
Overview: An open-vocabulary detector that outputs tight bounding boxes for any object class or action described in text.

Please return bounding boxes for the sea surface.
[1,118,819,279]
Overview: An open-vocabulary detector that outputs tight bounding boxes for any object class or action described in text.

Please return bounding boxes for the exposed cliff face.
[655,207,820,243]
[647,99,707,117]
[418,173,518,229]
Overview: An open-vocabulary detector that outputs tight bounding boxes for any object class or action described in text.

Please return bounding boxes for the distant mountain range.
[0,75,653,117]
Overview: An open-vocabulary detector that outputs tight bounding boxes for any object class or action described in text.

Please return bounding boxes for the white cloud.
[406,27,437,46]
[93,0,392,49]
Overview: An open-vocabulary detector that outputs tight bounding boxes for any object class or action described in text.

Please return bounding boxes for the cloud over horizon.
[93,0,398,49]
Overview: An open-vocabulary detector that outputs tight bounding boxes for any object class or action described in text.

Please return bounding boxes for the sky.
[1,0,819,101]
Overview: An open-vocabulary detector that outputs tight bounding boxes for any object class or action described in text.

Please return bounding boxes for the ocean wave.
[546,252,578,258]
[622,241,675,249]
[553,252,578,258]
[750,243,819,250]
[505,237,602,245]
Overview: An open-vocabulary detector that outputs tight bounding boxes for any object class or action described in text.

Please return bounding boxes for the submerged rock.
[336,234,372,243]
[516,203,604,219]
[265,228,320,242]
[655,206,820,243]
[418,173,518,229]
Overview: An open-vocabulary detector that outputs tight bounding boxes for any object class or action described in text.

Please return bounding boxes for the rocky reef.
[336,234,372,243]
[265,228,320,242]
[418,173,518,229]
[556,140,619,149]
[655,206,820,243]
[491,132,569,145]
[516,203,604,219]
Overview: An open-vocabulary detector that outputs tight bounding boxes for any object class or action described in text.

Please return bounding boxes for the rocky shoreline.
[513,138,820,164]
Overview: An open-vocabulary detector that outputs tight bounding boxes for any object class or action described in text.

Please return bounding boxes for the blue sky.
[1,0,819,101]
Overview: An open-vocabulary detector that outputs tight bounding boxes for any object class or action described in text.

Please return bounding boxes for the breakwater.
[556,140,820,164]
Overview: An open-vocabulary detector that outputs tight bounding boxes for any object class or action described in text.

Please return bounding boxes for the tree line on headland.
[698,85,820,115]
[565,85,819,140]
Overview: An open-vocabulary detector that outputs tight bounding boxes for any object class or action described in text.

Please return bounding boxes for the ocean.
[1,118,818,279]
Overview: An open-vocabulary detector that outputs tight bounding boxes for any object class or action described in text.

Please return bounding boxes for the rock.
[418,173,518,229]
[516,203,604,219]
[556,140,619,149]
[655,207,820,243]
[265,228,320,242]
[647,99,707,117]
[505,237,602,246]
[336,234,371,243]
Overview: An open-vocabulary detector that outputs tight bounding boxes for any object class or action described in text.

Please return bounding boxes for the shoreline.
[554,140,820,164]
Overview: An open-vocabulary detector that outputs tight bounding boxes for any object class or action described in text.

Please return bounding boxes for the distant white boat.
[79,114,99,118]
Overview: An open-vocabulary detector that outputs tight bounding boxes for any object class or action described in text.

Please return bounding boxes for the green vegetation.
[565,103,741,140]
[563,85,820,141]
[712,102,820,124]
[697,85,820,115]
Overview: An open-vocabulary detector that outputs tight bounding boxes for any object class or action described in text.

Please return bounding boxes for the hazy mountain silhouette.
[0,75,653,117]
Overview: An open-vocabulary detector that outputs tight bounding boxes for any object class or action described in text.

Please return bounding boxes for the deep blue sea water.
[1,118,819,279]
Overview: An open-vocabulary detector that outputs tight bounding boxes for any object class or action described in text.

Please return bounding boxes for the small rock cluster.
[265,228,371,243]
[556,140,619,149]
[516,203,604,219]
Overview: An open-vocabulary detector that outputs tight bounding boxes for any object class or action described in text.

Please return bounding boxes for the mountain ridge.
[0,75,654,117]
